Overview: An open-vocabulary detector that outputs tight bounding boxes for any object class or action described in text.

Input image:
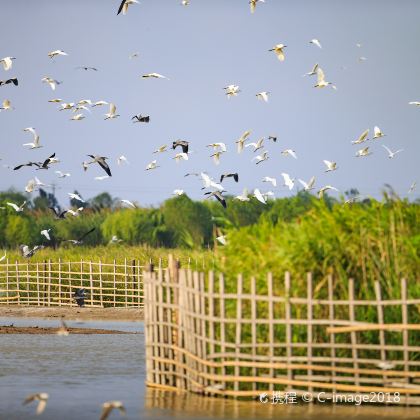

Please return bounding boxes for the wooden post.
[208,271,215,380]
[374,280,386,385]
[43,260,47,304]
[327,274,336,388]
[68,262,72,306]
[307,272,313,392]
[58,258,62,306]
[401,278,409,389]
[89,261,94,306]
[124,258,128,307]
[16,261,20,305]
[36,262,40,306]
[47,259,52,307]
[137,259,141,306]
[113,259,117,307]
[132,259,136,305]
[99,260,104,307]
[26,261,29,305]
[234,274,243,392]
[285,271,292,382]
[348,278,360,386]
[250,276,257,392]
[267,272,274,392]
[219,273,226,390]
[5,259,10,304]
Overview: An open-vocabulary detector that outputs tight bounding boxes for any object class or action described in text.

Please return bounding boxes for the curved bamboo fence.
[144,260,420,405]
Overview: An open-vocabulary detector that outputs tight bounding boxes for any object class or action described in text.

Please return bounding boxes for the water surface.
[1,317,418,419]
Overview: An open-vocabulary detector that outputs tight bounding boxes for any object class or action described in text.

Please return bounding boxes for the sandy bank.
[0,306,143,322]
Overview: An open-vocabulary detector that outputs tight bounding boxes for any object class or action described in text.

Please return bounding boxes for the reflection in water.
[1,318,419,419]
[144,388,420,420]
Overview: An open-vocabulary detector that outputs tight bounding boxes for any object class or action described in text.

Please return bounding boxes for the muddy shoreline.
[0,325,135,334]
[0,306,144,322]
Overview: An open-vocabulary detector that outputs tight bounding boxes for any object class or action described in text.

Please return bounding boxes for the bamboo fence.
[0,258,146,307]
[144,262,420,405]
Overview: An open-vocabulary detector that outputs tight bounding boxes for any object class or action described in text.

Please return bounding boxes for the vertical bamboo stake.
[36,262,40,306]
[267,272,274,391]
[285,271,292,382]
[47,259,52,307]
[144,265,152,385]
[234,274,243,392]
[176,264,184,389]
[99,260,104,307]
[68,262,72,306]
[80,259,84,288]
[132,259,136,306]
[327,274,336,387]
[5,259,9,304]
[16,261,20,305]
[219,273,226,391]
[89,261,93,306]
[191,271,204,385]
[185,269,195,391]
[43,260,47,304]
[137,259,141,306]
[401,278,409,385]
[124,257,128,307]
[58,258,62,306]
[25,261,29,305]
[157,267,165,384]
[208,271,215,379]
[199,272,206,379]
[348,278,359,386]
[113,259,117,307]
[307,272,313,392]
[374,280,386,382]
[251,276,257,392]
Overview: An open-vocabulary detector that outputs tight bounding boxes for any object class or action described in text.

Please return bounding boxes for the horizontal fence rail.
[144,263,420,405]
[0,258,152,308]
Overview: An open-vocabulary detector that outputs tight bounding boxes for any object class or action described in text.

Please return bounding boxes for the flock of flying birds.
[0,0,418,260]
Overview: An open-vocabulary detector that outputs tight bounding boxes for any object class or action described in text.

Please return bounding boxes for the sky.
[1,0,419,207]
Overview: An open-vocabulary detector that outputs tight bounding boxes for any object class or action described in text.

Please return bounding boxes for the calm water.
[1,317,419,420]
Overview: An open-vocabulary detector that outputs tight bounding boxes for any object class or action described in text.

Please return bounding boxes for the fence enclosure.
[0,259,146,307]
[144,262,420,405]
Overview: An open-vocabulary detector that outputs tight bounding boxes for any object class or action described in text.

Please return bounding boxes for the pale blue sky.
[1,0,419,206]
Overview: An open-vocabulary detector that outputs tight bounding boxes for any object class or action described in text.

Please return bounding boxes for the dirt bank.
[0,306,143,321]
[0,325,135,334]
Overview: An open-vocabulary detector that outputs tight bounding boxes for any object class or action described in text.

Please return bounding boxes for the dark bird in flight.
[66,228,96,245]
[85,155,112,176]
[13,153,57,171]
[204,191,227,208]
[132,114,150,123]
[0,77,18,87]
[220,173,239,183]
[49,207,68,220]
[172,140,189,154]
[268,135,277,142]
[14,161,42,171]
[75,66,98,71]
[37,153,58,170]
